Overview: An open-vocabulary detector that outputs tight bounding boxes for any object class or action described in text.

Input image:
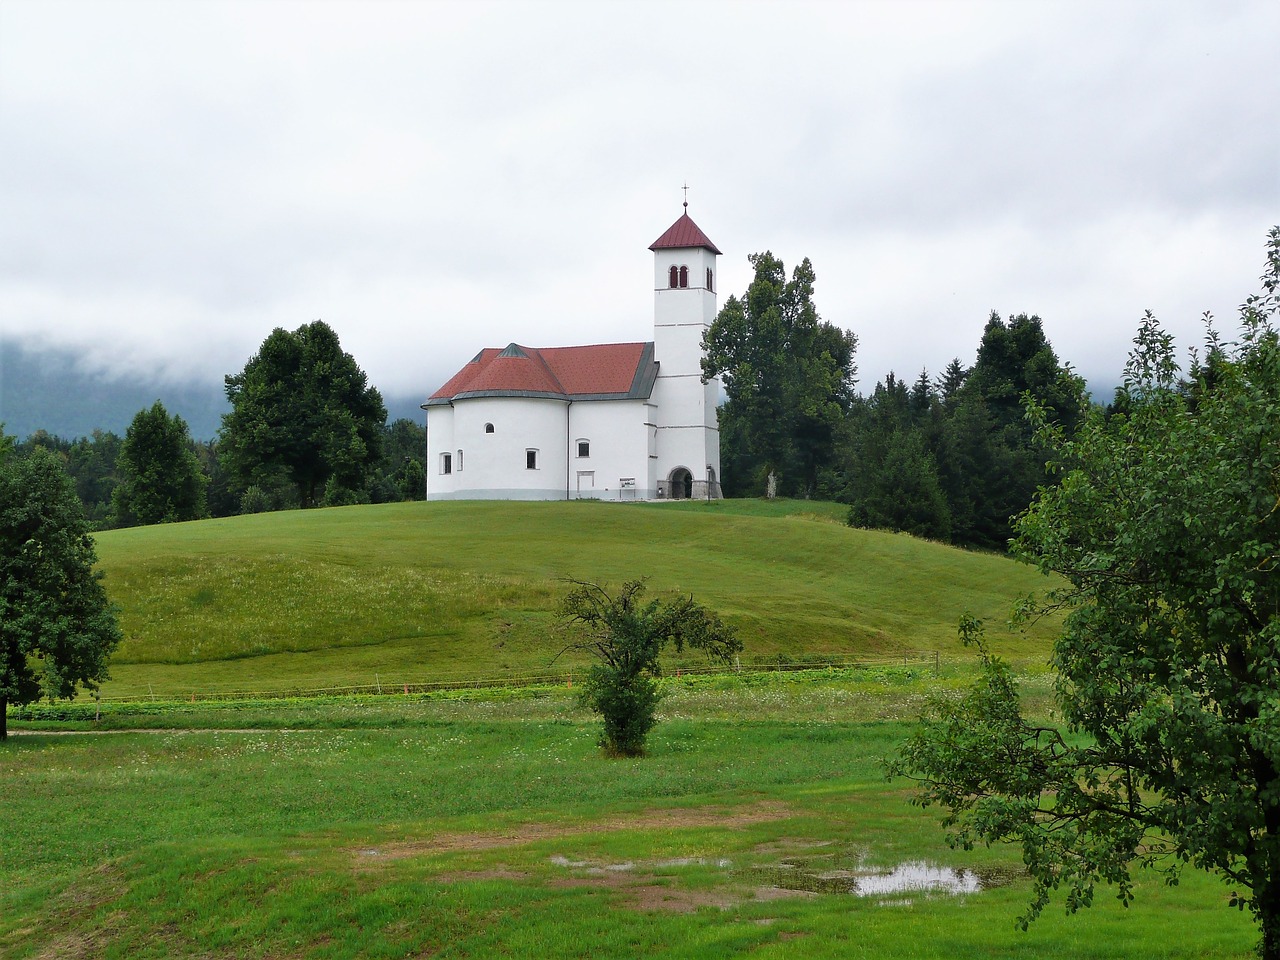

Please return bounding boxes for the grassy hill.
[92,498,1061,699]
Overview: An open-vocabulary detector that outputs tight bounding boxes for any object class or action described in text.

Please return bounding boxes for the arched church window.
[706,268,713,291]
[484,423,494,434]
[679,265,688,288]
[668,265,679,288]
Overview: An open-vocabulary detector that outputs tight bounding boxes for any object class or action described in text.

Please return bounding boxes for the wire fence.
[99,651,942,705]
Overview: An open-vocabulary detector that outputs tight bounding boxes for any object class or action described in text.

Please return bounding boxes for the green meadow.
[3,501,1256,957]
[92,499,1059,699]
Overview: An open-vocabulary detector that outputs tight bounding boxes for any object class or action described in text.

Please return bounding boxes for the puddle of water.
[654,857,733,869]
[749,857,1007,899]
[852,861,982,897]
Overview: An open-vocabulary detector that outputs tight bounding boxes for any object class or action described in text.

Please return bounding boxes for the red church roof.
[649,209,722,254]
[426,341,659,405]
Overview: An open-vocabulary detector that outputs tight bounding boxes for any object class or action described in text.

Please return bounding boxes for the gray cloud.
[1,0,1276,404]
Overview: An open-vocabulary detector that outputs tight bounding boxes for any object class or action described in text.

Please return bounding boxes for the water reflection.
[851,860,982,896]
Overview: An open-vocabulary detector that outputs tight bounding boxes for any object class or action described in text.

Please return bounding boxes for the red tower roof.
[649,209,722,255]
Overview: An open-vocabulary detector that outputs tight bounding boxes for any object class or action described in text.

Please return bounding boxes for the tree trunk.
[1256,801,1280,960]
[1260,875,1280,960]
[1,695,7,741]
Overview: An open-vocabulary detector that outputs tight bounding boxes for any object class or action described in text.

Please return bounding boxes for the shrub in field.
[558,579,741,756]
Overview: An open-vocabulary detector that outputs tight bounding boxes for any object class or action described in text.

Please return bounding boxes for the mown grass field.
[92,499,1061,699]
[2,680,1255,959]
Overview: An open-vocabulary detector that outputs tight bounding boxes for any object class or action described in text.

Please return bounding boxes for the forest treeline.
[6,416,426,530]
[705,251,1222,551]
[4,321,426,530]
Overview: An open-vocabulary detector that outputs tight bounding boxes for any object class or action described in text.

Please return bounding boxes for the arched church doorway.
[669,467,693,500]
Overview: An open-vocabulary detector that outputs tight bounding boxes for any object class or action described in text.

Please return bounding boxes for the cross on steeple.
[682,182,689,208]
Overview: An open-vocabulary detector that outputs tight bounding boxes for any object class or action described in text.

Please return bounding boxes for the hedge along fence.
[8,652,941,719]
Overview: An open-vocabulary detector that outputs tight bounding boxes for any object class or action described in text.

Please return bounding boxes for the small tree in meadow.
[558,579,741,757]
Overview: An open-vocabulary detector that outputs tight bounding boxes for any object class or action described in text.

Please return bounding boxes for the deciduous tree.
[558,579,741,756]
[1,447,122,740]
[893,228,1280,957]
[702,253,857,497]
[220,321,386,508]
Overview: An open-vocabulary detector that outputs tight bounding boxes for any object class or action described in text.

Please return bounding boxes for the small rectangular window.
[441,453,452,475]
[526,449,538,470]
[577,440,590,458]
[456,449,463,472]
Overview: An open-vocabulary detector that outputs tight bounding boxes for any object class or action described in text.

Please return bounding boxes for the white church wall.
[567,399,654,500]
[652,322,707,379]
[425,404,457,500]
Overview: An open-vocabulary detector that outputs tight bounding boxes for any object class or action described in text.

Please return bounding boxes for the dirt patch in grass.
[348,800,851,916]
[548,869,740,914]
[31,910,126,960]
[750,837,837,855]
[750,885,819,902]
[12,864,130,960]
[352,800,795,864]
[546,859,824,914]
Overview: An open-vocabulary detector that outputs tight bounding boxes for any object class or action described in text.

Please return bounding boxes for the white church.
[423,206,723,501]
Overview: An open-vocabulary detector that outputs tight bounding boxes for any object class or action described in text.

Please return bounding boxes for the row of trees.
[10,322,428,529]
[838,311,1083,549]
[703,255,1083,550]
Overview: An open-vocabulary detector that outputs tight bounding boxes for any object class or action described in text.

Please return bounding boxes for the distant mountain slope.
[0,339,426,440]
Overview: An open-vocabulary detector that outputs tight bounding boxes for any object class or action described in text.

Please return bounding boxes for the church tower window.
[668,265,678,288]
[706,268,713,291]
[484,422,494,434]
[679,265,688,288]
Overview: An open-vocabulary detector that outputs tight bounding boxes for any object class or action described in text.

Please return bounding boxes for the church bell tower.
[649,203,722,498]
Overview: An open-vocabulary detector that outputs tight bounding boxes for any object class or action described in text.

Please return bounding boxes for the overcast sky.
[2,0,1276,404]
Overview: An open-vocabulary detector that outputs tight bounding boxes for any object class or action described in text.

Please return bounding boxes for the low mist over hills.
[0,339,427,440]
